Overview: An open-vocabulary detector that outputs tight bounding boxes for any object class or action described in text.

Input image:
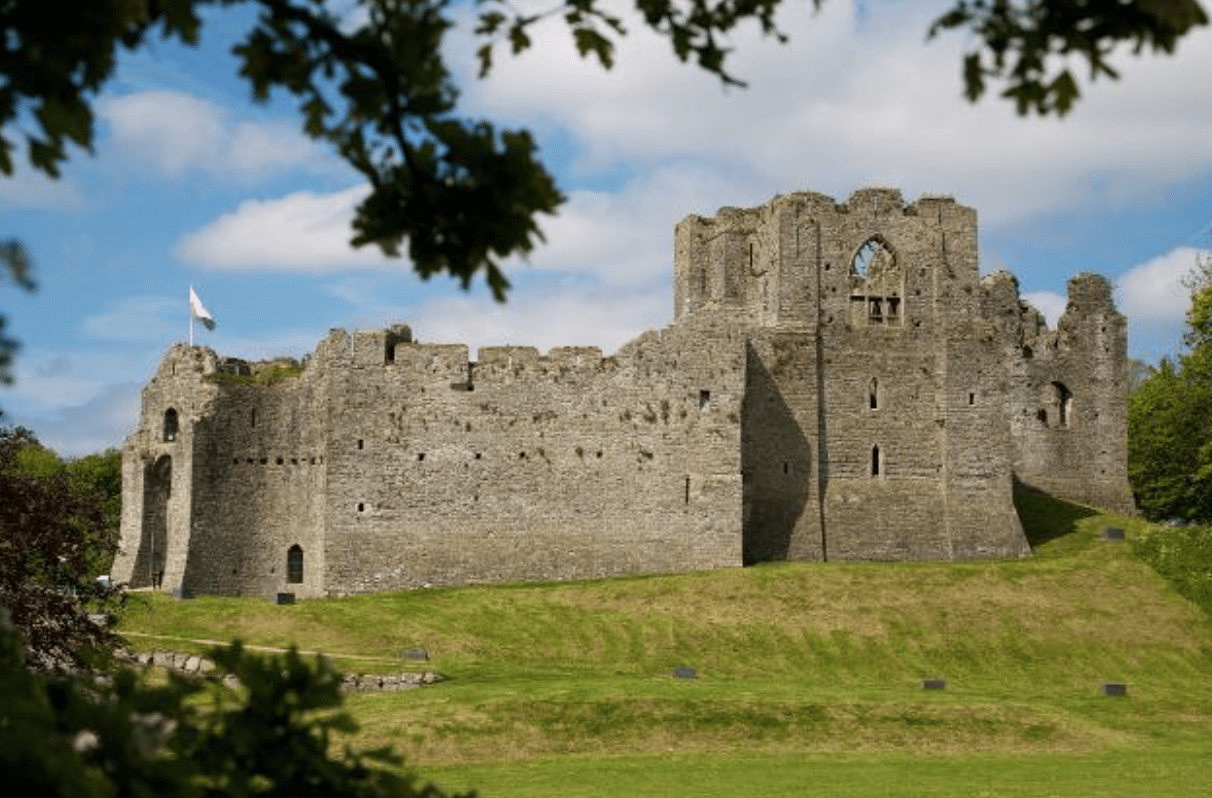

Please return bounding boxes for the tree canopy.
[0,424,124,671]
[1128,253,1212,523]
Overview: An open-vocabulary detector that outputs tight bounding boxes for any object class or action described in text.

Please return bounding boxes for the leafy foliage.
[929,0,1209,116]
[2,1,1207,304]
[1128,254,1212,523]
[0,615,472,798]
[0,238,35,386]
[0,425,123,671]
[1132,523,1212,618]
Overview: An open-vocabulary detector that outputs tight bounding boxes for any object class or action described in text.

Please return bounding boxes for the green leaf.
[1049,69,1079,116]
[573,28,615,69]
[475,10,506,36]
[476,43,494,78]
[508,20,533,54]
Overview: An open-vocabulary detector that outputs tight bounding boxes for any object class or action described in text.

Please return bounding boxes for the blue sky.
[2,0,1211,456]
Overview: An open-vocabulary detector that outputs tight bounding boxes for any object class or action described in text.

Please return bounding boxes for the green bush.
[1132,524,1212,617]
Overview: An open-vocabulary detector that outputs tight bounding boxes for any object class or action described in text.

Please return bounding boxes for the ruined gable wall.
[987,273,1133,512]
[317,320,744,594]
[113,347,219,594]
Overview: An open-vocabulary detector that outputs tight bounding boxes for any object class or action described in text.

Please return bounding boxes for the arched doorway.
[134,455,171,588]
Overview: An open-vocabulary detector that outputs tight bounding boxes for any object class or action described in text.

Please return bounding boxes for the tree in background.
[1128,253,1212,522]
[0,424,124,671]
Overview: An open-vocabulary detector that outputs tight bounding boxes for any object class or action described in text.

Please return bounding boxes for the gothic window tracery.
[849,236,904,328]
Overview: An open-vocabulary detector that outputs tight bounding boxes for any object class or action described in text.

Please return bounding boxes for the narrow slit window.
[968,392,975,406]
[357,439,364,450]
[250,408,256,428]
[699,390,710,409]
[163,408,179,442]
[871,445,881,477]
[286,545,304,584]
[684,475,691,504]
[869,378,879,410]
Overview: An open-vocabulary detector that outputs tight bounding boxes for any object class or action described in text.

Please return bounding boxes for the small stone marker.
[275,592,295,605]
[672,666,697,680]
[402,647,430,661]
[1102,527,1125,541]
[1100,682,1127,697]
[921,679,947,691]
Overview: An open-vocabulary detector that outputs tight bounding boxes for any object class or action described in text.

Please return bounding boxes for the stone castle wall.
[112,188,1130,599]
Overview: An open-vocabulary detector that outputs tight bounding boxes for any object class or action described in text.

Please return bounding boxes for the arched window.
[869,377,879,410]
[287,545,304,584]
[163,408,179,442]
[852,237,894,279]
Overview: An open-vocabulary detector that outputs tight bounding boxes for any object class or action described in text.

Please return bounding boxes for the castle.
[111,188,1133,598]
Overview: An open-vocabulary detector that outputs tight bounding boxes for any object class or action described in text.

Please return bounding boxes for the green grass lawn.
[116,492,1212,797]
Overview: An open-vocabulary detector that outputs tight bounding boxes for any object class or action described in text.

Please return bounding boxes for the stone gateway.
[111,189,1132,598]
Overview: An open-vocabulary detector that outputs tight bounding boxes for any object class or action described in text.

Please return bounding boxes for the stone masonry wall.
[114,187,1128,598]
[317,316,743,594]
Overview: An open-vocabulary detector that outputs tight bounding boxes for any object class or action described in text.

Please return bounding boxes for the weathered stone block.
[111,189,1129,600]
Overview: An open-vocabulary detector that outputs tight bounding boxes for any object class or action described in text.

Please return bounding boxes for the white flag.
[189,286,216,331]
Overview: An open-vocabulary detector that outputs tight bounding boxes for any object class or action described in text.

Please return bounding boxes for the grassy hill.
[116,493,1212,797]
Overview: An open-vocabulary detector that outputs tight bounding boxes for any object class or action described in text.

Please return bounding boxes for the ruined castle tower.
[111,189,1132,598]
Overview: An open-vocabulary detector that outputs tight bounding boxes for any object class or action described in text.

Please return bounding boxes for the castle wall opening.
[287,545,304,584]
[131,455,171,589]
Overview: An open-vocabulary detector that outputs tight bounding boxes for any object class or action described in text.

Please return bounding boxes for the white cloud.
[1118,246,1206,361]
[96,90,333,181]
[519,163,749,286]
[81,295,181,342]
[175,185,394,271]
[1117,247,1201,323]
[1022,291,1067,328]
[24,381,143,457]
[406,283,668,355]
[455,1,1212,227]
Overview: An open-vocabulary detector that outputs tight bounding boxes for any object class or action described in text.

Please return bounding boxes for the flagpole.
[189,286,194,347]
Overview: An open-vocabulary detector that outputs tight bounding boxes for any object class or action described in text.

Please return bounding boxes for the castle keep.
[112,189,1133,598]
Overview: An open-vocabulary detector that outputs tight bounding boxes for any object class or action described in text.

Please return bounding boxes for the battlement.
[114,187,1129,601]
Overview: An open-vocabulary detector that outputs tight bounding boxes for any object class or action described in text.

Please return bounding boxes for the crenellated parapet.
[113,187,1132,601]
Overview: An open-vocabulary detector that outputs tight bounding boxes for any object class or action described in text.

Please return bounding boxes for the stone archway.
[132,455,171,588]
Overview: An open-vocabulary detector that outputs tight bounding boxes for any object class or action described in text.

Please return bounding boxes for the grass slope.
[117,493,1212,797]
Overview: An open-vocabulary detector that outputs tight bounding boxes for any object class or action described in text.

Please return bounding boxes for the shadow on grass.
[1013,481,1100,552]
